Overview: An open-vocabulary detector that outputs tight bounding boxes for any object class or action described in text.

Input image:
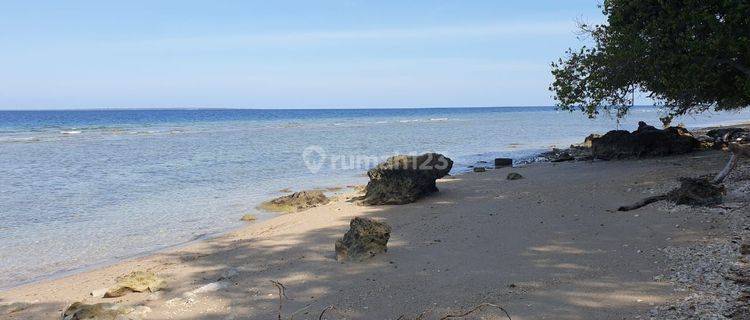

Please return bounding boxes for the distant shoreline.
[0,105,651,112]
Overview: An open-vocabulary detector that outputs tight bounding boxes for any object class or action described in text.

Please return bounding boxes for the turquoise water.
[0,107,747,288]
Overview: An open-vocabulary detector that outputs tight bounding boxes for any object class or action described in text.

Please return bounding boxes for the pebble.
[90,288,107,298]
[192,281,229,294]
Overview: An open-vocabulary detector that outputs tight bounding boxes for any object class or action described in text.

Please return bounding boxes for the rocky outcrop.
[359,153,453,205]
[335,217,391,262]
[591,122,699,160]
[494,158,513,168]
[260,190,329,213]
[507,172,524,180]
[540,148,575,162]
[540,146,592,162]
[706,127,748,141]
[702,127,750,149]
[104,271,166,298]
[582,134,602,148]
[62,302,150,320]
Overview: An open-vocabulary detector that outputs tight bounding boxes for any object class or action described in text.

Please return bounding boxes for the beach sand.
[1,149,748,319]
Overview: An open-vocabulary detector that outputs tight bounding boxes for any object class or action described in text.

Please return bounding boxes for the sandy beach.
[2,138,749,319]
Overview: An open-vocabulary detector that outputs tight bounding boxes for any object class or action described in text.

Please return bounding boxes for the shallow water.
[0,107,747,288]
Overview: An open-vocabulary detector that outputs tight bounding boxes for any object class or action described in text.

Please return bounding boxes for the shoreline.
[0,146,547,292]
[2,122,750,319]
[1,120,748,291]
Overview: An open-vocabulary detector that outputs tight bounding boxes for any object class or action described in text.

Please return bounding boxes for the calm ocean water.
[0,106,748,288]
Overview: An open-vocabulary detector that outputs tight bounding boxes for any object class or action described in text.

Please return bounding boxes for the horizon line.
[0,105,658,112]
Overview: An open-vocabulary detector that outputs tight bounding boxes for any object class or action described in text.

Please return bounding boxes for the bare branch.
[318,305,335,320]
[618,195,668,211]
[270,280,290,320]
[713,153,739,184]
[439,303,512,320]
[289,305,311,320]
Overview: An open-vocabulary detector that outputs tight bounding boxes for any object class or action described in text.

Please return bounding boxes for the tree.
[550,0,750,121]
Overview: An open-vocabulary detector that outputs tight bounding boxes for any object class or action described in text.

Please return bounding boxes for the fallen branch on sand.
[618,194,669,211]
[271,280,289,320]
[714,143,750,184]
[618,142,749,212]
[439,303,512,320]
[269,281,511,320]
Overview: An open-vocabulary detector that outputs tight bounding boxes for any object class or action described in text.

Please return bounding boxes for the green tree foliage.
[550,0,750,120]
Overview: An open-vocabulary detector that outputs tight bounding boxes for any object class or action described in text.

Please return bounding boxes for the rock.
[704,127,750,149]
[591,121,699,160]
[260,190,329,213]
[569,146,594,161]
[145,292,163,301]
[582,134,601,148]
[741,243,750,255]
[706,127,748,140]
[507,172,524,180]
[540,145,593,162]
[353,185,367,193]
[62,302,138,320]
[335,217,391,261]
[191,281,229,294]
[240,214,256,221]
[90,288,108,298]
[541,148,575,162]
[494,158,513,168]
[104,271,166,298]
[473,167,486,172]
[637,121,658,131]
[696,135,720,150]
[358,153,453,205]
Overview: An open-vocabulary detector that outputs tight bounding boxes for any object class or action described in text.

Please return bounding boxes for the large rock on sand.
[359,153,453,205]
[62,302,150,320]
[335,217,391,262]
[591,122,699,160]
[104,271,166,298]
[260,190,329,213]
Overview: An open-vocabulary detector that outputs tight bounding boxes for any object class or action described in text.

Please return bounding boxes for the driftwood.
[714,143,750,183]
[618,142,748,212]
[269,281,511,320]
[617,195,668,211]
[439,303,512,320]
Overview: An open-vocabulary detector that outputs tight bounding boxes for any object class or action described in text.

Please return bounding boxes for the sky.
[0,1,605,110]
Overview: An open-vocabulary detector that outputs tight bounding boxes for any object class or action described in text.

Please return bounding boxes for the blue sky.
[0,1,604,110]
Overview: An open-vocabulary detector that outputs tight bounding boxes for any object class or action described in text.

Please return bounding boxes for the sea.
[0,106,747,288]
